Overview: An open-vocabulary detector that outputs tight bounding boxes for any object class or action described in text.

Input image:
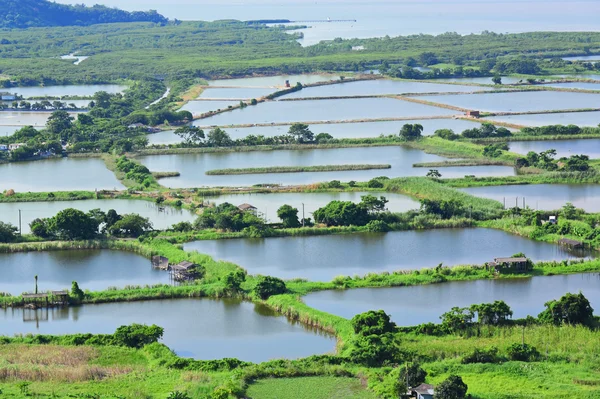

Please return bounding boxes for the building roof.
[413,384,435,395]
[23,293,49,299]
[558,238,583,246]
[238,203,257,211]
[494,257,528,263]
[172,261,195,271]
[52,291,68,296]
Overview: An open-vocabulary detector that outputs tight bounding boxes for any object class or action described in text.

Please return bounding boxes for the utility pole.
[18,209,22,235]
[302,202,305,227]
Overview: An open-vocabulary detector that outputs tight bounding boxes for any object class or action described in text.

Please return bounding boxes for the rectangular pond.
[0,111,58,127]
[180,100,239,116]
[183,228,592,281]
[0,125,23,136]
[461,184,600,213]
[149,119,486,145]
[280,80,494,99]
[0,199,196,234]
[303,273,600,326]
[487,111,600,127]
[138,146,515,188]
[509,138,600,158]
[542,82,600,91]
[192,98,457,126]
[439,77,527,85]
[9,85,127,98]
[204,191,419,223]
[199,87,276,99]
[0,158,125,192]
[0,298,335,363]
[419,91,600,113]
[0,250,168,295]
[208,74,336,87]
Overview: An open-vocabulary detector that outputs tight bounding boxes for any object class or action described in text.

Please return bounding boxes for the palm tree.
[34,275,38,294]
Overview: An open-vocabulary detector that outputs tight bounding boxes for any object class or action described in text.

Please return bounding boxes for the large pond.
[208,74,336,87]
[8,85,127,98]
[0,298,335,362]
[0,125,23,136]
[0,199,196,234]
[487,111,600,127]
[462,184,600,213]
[542,82,600,91]
[0,111,61,127]
[439,77,527,85]
[199,87,276,99]
[562,55,600,62]
[180,100,239,116]
[193,98,456,126]
[509,139,600,158]
[280,80,494,99]
[419,91,600,113]
[149,119,486,145]
[138,146,515,188]
[0,158,125,192]
[204,191,419,223]
[303,273,600,326]
[183,228,592,281]
[0,250,167,295]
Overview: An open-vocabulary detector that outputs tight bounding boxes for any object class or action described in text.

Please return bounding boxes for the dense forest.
[0,0,167,28]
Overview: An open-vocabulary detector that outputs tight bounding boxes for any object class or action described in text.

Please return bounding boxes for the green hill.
[1,0,168,28]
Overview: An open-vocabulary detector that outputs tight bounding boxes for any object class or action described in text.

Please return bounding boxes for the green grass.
[246,377,378,399]
[205,164,391,175]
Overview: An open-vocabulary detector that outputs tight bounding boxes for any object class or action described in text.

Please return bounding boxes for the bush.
[253,276,287,299]
[506,343,539,362]
[351,310,396,336]
[367,178,384,188]
[365,220,389,232]
[113,324,164,349]
[462,346,501,364]
[436,375,468,399]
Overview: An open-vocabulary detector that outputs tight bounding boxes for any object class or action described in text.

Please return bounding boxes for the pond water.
[439,77,527,85]
[9,85,126,98]
[303,273,600,326]
[193,98,456,126]
[0,112,58,127]
[0,125,23,136]
[0,250,167,295]
[183,228,591,281]
[0,298,336,362]
[204,191,419,223]
[280,80,494,99]
[180,100,239,116]
[419,91,600,113]
[487,111,600,127]
[138,146,515,188]
[199,87,276,99]
[148,119,487,145]
[542,82,600,91]
[562,55,600,62]
[0,199,196,234]
[54,1,600,46]
[461,184,600,213]
[0,158,125,192]
[509,139,600,158]
[208,74,336,87]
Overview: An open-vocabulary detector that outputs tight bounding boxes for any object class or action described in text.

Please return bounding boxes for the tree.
[351,310,396,336]
[288,123,314,143]
[30,218,51,238]
[470,301,513,325]
[426,169,442,178]
[350,333,400,367]
[253,276,286,299]
[175,126,205,146]
[108,214,153,237]
[560,202,578,219]
[400,362,427,388]
[506,343,539,361]
[538,292,594,326]
[367,178,384,188]
[113,324,164,349]
[46,110,74,136]
[277,204,300,228]
[420,199,464,219]
[436,375,468,399]
[440,307,474,331]
[71,281,85,301]
[315,132,333,143]
[360,195,388,214]
[0,221,18,242]
[48,208,99,240]
[206,127,232,147]
[223,270,246,292]
[313,201,369,226]
[399,123,423,140]
[492,75,502,85]
[434,128,458,140]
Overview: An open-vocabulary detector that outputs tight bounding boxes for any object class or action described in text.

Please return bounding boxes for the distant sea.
[55,0,600,45]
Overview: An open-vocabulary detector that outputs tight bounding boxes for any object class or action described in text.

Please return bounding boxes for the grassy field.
[246,377,378,399]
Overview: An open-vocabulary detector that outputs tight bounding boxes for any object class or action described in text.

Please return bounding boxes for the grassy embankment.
[205,164,392,175]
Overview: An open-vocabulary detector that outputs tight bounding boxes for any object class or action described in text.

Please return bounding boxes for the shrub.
[506,343,539,362]
[113,324,164,349]
[351,310,396,336]
[367,178,384,188]
[462,346,501,364]
[436,375,468,399]
[253,276,286,299]
[365,220,389,232]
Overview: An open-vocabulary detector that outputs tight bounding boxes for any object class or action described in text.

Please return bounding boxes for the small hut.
[490,257,530,273]
[238,203,257,214]
[558,238,584,249]
[22,293,49,308]
[170,261,197,281]
[51,291,69,306]
[466,110,480,118]
[152,255,170,270]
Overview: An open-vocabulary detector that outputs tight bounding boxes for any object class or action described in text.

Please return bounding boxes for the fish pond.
[0,298,336,362]
[509,139,600,158]
[0,199,196,234]
[487,111,600,127]
[208,74,336,87]
[461,184,600,213]
[138,146,515,188]
[193,98,456,126]
[303,273,600,326]
[179,100,239,116]
[199,87,276,99]
[9,85,126,98]
[183,228,592,281]
[0,250,167,295]
[0,158,125,192]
